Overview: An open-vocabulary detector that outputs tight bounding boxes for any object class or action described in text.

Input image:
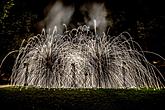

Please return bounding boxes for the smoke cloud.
[44,1,74,33]
[37,1,112,34]
[81,3,108,33]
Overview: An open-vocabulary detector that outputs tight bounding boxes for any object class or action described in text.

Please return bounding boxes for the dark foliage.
[0,87,165,110]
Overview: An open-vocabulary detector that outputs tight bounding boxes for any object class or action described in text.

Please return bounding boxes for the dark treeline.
[0,0,165,83]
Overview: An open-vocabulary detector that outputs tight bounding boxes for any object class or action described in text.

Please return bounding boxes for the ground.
[0,85,165,110]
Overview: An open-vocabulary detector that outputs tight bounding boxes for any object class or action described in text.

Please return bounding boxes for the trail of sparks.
[10,25,164,89]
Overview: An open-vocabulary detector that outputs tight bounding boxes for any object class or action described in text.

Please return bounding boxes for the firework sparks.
[10,22,165,89]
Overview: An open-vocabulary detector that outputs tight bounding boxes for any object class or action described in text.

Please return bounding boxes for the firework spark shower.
[10,21,165,89]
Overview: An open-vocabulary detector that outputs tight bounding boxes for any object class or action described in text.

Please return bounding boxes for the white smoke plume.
[81,3,108,33]
[44,1,74,33]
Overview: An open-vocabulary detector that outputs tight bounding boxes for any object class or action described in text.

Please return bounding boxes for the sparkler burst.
[10,23,165,89]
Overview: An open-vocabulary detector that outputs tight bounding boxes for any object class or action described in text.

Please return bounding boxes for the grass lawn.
[0,86,165,110]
